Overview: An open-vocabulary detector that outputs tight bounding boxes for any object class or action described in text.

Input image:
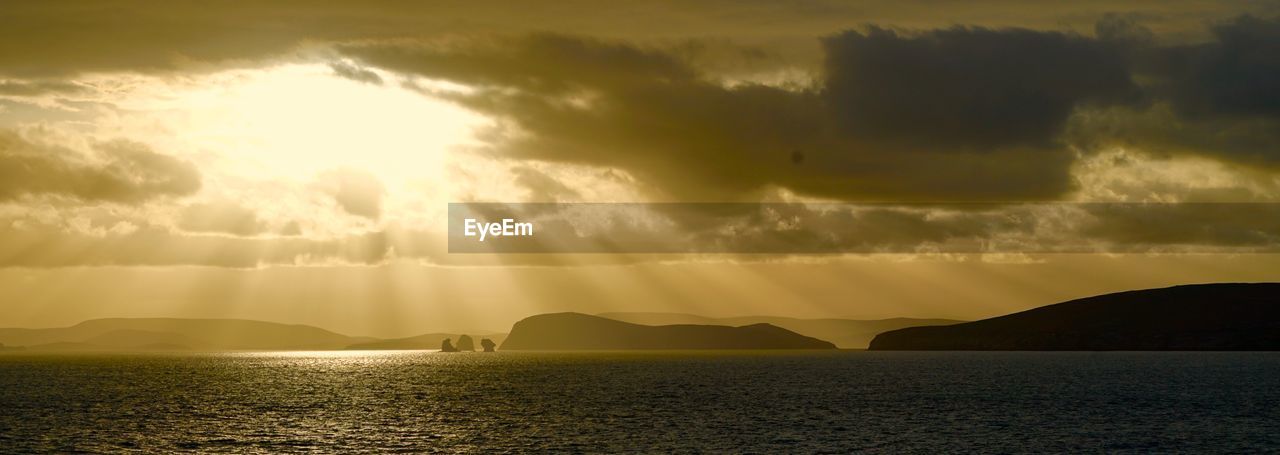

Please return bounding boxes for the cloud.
[0,80,86,96]
[1063,16,1280,168]
[1,199,1277,269]
[318,168,385,219]
[329,61,383,85]
[0,221,404,268]
[1,4,1275,206]
[447,202,1280,256]
[4,7,1280,269]
[1064,102,1280,167]
[342,30,1133,201]
[1,1,1266,79]
[338,15,1280,203]
[821,26,1140,150]
[176,201,268,236]
[0,1,836,78]
[0,130,200,203]
[1153,15,1280,120]
[512,165,581,202]
[1079,203,1280,248]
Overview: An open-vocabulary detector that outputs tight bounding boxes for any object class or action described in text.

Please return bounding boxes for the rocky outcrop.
[440,339,459,352]
[456,335,475,351]
[480,338,496,352]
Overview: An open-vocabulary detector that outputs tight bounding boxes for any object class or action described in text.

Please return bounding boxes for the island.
[456,335,476,351]
[500,312,837,350]
[346,333,506,350]
[598,312,963,349]
[0,318,369,351]
[0,318,508,352]
[869,283,1280,351]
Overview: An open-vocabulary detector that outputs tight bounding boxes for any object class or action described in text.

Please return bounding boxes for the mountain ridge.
[502,312,837,350]
[869,283,1280,351]
[0,318,489,351]
[597,312,963,349]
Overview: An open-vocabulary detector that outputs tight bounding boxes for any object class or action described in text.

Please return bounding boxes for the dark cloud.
[1094,12,1156,45]
[342,15,1280,202]
[0,1,844,77]
[1064,103,1280,167]
[8,1,1253,78]
[0,131,200,203]
[1154,15,1280,120]
[1066,16,1280,168]
[319,169,384,219]
[346,35,821,200]
[821,26,1140,150]
[347,34,695,94]
[1080,203,1280,249]
[343,30,1125,201]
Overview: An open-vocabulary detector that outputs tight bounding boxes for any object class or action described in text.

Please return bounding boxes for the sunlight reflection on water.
[0,351,1277,453]
[225,350,432,358]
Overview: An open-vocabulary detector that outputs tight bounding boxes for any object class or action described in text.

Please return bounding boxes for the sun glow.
[149,63,488,182]
[48,62,503,235]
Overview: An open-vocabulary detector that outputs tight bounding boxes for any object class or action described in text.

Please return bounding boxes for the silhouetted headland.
[869,283,1280,351]
[0,318,372,351]
[500,312,837,350]
[0,318,506,352]
[599,312,962,349]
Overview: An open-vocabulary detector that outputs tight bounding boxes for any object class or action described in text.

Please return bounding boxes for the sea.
[0,351,1276,453]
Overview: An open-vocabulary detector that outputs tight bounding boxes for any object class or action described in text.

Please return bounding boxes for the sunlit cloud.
[0,2,1278,335]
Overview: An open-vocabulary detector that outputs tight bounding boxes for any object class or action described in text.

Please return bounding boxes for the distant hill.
[346,333,507,350]
[869,283,1280,351]
[0,318,376,351]
[598,312,962,349]
[501,312,837,350]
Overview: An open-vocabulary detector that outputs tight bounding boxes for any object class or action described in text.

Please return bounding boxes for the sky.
[2,1,1279,336]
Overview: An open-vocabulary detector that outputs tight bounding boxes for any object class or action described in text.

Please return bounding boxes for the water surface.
[0,351,1276,453]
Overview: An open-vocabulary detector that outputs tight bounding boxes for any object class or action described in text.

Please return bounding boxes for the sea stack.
[457,335,476,351]
[480,338,496,352]
[440,339,459,352]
